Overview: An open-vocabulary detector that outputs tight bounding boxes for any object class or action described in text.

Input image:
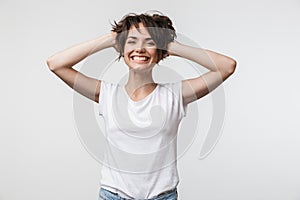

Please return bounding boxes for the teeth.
[132,56,148,61]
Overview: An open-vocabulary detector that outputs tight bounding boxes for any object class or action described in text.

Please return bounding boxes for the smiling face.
[123,23,158,71]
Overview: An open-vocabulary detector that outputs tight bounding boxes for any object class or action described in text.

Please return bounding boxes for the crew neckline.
[123,84,159,104]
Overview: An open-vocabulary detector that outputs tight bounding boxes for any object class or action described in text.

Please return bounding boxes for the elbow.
[46,57,59,72]
[225,59,237,76]
[46,57,54,71]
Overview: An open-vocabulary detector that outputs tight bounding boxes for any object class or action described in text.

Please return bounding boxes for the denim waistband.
[99,187,177,200]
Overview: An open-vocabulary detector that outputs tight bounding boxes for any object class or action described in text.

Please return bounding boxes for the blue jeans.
[98,188,178,200]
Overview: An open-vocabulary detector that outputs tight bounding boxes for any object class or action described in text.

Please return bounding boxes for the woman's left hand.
[166,41,180,57]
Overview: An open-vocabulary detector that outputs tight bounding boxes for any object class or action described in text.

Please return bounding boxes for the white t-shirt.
[98,80,187,199]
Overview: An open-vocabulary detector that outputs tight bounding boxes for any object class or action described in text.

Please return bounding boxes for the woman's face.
[123,23,158,71]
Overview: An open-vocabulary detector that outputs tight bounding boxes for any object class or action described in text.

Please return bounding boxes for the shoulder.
[159,81,182,90]
[157,81,182,97]
[158,81,187,118]
[98,80,121,101]
[100,80,120,89]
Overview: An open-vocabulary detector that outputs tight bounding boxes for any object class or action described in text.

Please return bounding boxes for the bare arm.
[167,41,237,105]
[46,33,116,103]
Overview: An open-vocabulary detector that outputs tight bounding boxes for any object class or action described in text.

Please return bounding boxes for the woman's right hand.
[110,31,120,53]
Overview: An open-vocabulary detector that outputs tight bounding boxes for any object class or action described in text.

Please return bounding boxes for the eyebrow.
[127,36,154,41]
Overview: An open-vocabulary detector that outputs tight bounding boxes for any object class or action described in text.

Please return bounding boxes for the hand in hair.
[111,31,120,53]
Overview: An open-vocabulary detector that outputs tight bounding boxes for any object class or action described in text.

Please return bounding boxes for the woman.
[47,12,236,200]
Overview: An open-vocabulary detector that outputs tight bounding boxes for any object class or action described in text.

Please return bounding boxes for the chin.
[126,61,157,71]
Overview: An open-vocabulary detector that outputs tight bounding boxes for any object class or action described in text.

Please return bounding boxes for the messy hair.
[111,12,176,62]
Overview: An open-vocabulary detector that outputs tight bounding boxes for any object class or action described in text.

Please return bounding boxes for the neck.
[125,69,156,95]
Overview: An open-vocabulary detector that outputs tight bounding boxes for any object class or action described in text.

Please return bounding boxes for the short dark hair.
[111,12,176,62]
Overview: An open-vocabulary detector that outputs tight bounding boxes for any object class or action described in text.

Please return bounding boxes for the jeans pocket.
[99,188,119,200]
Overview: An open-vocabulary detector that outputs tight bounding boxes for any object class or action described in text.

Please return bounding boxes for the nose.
[134,42,146,53]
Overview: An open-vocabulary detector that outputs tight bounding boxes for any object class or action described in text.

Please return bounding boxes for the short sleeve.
[165,81,188,119]
[98,80,107,116]
[177,81,188,118]
[98,81,119,116]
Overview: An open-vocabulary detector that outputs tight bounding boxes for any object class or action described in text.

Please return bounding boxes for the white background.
[1,0,300,199]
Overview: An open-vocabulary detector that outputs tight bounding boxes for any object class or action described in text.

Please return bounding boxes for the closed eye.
[147,42,156,46]
[127,40,136,44]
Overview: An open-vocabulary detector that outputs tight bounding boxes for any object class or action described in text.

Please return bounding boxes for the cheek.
[123,46,130,55]
[123,44,131,54]
[147,47,157,55]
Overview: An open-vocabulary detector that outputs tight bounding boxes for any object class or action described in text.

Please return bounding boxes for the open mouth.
[130,56,150,62]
